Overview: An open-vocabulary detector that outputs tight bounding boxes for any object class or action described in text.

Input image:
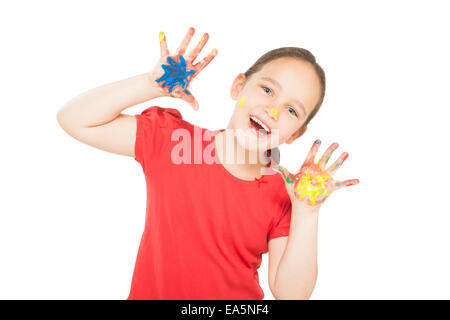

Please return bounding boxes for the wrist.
[292,201,320,216]
[142,72,166,98]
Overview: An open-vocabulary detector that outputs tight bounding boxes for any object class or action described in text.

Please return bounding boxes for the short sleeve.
[268,199,292,241]
[134,106,183,172]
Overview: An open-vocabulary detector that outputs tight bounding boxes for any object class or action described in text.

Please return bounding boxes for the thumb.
[273,165,295,184]
[181,89,199,111]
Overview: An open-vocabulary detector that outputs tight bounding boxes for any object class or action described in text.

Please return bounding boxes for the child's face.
[229,57,322,152]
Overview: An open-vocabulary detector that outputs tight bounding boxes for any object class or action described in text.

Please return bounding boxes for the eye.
[262,86,272,95]
[287,107,298,117]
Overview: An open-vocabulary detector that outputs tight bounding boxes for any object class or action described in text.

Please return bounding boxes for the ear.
[286,125,307,144]
[230,73,246,100]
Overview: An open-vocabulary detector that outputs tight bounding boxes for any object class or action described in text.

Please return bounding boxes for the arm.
[56,72,163,157]
[272,203,319,300]
[56,27,217,157]
[57,74,161,157]
[271,139,360,299]
[57,72,163,129]
[57,27,216,129]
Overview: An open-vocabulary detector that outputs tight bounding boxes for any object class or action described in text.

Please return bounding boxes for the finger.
[169,86,198,110]
[300,139,321,172]
[272,165,296,184]
[317,142,338,169]
[177,87,199,110]
[159,31,169,57]
[192,48,218,79]
[187,32,209,63]
[175,27,195,57]
[182,92,199,110]
[328,152,349,176]
[333,178,360,191]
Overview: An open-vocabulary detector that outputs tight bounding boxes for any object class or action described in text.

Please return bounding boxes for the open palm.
[150,27,218,110]
[273,139,359,208]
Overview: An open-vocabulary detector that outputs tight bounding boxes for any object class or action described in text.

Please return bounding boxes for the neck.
[215,130,270,180]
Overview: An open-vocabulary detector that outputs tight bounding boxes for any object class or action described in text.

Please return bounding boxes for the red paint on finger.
[335,153,349,167]
[343,152,349,161]
[346,179,359,186]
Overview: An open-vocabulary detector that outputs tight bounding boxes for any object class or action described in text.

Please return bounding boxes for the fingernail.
[315,139,321,144]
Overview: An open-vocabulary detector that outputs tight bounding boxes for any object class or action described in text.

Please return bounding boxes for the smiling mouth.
[248,115,271,136]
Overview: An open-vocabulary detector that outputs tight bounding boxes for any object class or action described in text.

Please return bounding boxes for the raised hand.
[273,139,359,208]
[150,27,218,110]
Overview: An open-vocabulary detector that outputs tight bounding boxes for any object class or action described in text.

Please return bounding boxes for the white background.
[0,0,449,299]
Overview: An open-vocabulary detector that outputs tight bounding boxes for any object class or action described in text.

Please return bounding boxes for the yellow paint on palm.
[159,31,165,42]
[294,169,331,205]
[238,96,245,109]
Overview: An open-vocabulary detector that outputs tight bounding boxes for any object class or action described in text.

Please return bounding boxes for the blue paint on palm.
[155,55,196,95]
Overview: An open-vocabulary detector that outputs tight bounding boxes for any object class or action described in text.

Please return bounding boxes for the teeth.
[250,116,270,133]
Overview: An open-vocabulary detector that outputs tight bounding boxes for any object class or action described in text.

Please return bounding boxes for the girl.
[57,27,359,300]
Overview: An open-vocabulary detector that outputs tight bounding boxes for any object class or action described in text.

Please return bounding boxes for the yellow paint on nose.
[238,96,245,109]
[270,108,277,116]
[159,31,165,42]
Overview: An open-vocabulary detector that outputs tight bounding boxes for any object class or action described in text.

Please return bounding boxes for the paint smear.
[155,55,196,94]
[294,169,330,205]
[238,96,245,109]
[159,31,165,42]
[273,165,294,184]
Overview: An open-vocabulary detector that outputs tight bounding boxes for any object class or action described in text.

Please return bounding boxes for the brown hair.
[243,47,326,130]
[244,47,326,165]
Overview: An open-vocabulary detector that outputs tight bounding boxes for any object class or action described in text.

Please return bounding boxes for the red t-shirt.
[128,106,292,300]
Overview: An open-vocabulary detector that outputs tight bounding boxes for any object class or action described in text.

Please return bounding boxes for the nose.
[266,107,278,120]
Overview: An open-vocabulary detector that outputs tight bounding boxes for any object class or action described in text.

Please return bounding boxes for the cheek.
[266,129,290,148]
[276,117,301,141]
[244,89,266,106]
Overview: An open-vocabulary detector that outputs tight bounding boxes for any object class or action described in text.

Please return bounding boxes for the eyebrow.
[260,76,307,116]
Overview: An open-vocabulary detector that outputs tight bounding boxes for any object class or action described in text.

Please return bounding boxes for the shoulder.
[138,106,184,128]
